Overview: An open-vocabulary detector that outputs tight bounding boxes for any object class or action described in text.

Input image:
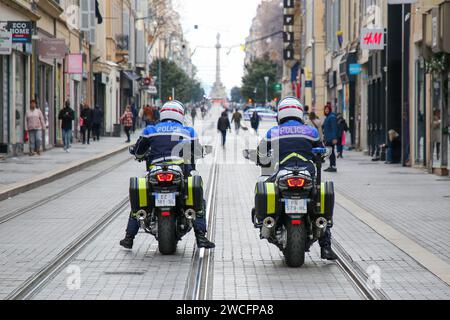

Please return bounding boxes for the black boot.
[119,235,134,249]
[321,247,338,260]
[195,232,215,249]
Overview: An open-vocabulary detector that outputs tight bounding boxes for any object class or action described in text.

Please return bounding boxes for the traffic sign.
[283,31,294,44]
[284,0,294,8]
[283,15,294,26]
[284,48,294,60]
[274,83,282,92]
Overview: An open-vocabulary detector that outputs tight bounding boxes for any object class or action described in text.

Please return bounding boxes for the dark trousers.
[125,214,207,237]
[92,124,101,141]
[125,198,208,237]
[220,130,227,146]
[124,126,131,142]
[337,140,343,154]
[318,227,332,248]
[325,142,336,167]
[81,126,91,144]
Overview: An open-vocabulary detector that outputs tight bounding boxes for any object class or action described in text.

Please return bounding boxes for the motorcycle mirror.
[242,149,250,160]
[243,149,257,163]
[203,145,213,156]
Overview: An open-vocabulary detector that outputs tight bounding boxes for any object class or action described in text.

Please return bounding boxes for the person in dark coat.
[381,130,402,164]
[250,111,261,134]
[58,100,75,152]
[92,105,103,141]
[322,104,338,172]
[80,102,93,145]
[336,113,349,158]
[217,111,231,147]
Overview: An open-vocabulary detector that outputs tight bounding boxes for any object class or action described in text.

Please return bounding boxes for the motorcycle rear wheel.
[158,214,178,255]
[283,221,306,267]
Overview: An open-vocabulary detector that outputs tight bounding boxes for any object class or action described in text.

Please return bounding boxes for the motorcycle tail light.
[156,173,174,182]
[287,177,305,188]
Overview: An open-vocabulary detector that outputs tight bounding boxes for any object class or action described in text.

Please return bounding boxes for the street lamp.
[264,76,269,106]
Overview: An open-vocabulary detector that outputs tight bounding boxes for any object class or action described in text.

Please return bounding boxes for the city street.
[0,107,449,300]
[1,0,450,308]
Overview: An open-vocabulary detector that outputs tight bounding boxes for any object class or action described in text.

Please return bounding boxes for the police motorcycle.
[243,147,335,267]
[128,145,213,255]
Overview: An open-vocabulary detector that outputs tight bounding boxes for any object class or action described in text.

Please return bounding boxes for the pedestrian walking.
[131,103,138,133]
[231,109,243,134]
[250,111,261,135]
[92,105,103,141]
[308,112,323,140]
[80,102,93,145]
[153,105,160,124]
[303,105,310,124]
[432,109,441,161]
[143,105,154,126]
[191,107,197,126]
[120,105,134,143]
[25,100,45,156]
[217,111,231,147]
[58,100,75,152]
[322,104,338,172]
[336,113,349,158]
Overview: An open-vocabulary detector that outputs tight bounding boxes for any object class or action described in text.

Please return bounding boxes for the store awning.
[122,70,141,82]
[145,86,158,95]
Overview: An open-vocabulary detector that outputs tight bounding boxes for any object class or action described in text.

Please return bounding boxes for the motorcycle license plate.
[285,199,307,214]
[155,193,176,207]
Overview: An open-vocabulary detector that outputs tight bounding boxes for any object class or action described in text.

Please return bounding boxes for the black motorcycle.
[129,147,211,255]
[244,147,335,267]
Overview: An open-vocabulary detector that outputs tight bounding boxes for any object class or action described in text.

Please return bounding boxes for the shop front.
[430,70,449,174]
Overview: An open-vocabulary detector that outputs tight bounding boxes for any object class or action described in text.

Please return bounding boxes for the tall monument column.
[210,33,227,102]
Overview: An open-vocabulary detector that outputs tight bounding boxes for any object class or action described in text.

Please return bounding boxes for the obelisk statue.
[210,33,227,102]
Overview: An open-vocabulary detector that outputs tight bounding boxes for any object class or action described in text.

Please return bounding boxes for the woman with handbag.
[120,105,134,143]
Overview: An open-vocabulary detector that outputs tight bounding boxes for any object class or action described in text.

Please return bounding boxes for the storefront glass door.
[415,61,426,165]
[15,52,25,146]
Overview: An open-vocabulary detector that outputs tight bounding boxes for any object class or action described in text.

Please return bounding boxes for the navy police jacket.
[257,120,323,170]
[133,120,202,165]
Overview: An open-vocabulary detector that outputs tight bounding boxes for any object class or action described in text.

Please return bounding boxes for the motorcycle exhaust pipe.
[314,217,328,239]
[137,210,147,229]
[261,217,275,239]
[184,209,196,220]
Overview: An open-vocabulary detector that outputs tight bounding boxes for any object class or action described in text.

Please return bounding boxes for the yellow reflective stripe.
[185,177,194,206]
[149,159,185,170]
[138,178,148,207]
[320,182,325,214]
[280,152,308,165]
[266,183,276,215]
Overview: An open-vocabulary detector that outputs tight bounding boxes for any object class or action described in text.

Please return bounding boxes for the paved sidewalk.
[0,133,137,200]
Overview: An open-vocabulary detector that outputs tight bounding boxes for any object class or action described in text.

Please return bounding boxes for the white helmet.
[277,96,304,124]
[160,100,185,124]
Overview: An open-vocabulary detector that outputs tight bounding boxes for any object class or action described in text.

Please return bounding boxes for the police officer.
[257,97,337,260]
[120,100,215,250]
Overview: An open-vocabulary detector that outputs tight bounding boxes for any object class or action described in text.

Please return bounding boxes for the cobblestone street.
[1,110,449,300]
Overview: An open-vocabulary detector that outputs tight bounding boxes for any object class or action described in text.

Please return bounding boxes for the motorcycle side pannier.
[185,175,204,211]
[129,177,153,212]
[320,181,335,222]
[254,181,277,220]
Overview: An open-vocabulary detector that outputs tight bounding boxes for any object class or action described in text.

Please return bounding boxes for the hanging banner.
[38,38,67,60]
[0,31,12,55]
[66,53,83,74]
[360,28,384,50]
[0,21,32,43]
